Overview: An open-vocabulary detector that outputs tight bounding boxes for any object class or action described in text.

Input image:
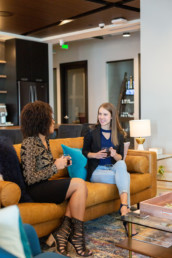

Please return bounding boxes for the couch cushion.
[126,155,149,174]
[49,137,84,158]
[49,137,84,179]
[18,202,67,224]
[130,173,152,194]
[0,181,21,207]
[85,172,152,208]
[85,182,118,207]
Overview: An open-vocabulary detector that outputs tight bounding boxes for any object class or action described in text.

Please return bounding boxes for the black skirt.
[27,178,71,204]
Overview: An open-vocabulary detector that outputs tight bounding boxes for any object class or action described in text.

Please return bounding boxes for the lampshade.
[129,120,151,137]
[129,120,151,150]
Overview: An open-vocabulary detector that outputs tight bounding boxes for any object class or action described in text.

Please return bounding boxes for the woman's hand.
[109,147,122,161]
[88,150,108,159]
[54,156,72,170]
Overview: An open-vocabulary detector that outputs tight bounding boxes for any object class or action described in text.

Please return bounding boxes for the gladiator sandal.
[69,217,92,257]
[53,215,72,256]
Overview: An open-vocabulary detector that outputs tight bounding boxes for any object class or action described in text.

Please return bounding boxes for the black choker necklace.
[101,128,111,133]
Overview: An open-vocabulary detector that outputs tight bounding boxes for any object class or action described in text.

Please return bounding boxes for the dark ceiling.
[0,0,140,39]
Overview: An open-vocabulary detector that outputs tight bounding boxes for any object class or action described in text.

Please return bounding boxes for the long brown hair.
[97,102,126,145]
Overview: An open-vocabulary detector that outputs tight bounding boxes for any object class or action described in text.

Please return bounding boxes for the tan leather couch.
[0,137,157,238]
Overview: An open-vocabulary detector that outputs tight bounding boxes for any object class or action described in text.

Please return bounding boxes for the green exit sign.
[62,44,68,49]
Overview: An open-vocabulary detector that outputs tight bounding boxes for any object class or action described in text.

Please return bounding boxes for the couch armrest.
[0,181,21,207]
[127,150,157,197]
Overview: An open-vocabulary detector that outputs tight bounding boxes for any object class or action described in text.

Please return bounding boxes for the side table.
[115,211,172,258]
[157,154,172,192]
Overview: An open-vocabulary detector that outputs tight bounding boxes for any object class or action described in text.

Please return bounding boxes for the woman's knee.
[71,178,88,194]
[114,160,127,169]
[118,160,126,166]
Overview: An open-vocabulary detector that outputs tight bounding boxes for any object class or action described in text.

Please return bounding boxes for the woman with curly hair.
[20,101,92,257]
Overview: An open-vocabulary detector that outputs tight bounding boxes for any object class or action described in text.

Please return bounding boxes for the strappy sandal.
[119,203,138,237]
[69,217,92,257]
[53,215,71,257]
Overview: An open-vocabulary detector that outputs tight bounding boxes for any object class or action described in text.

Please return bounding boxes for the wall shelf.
[0,60,7,79]
[0,60,7,64]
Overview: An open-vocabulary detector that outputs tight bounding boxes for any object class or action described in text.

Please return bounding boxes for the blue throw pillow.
[61,144,87,180]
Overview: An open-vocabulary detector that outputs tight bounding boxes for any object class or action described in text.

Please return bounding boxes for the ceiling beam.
[23,0,140,36]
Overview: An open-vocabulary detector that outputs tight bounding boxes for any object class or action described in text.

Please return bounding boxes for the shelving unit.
[0,60,7,79]
[0,60,7,103]
[5,38,49,125]
[107,59,138,149]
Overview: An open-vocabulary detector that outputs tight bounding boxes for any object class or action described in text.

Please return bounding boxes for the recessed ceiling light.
[58,19,73,26]
[123,32,131,37]
[0,11,13,17]
[111,18,127,24]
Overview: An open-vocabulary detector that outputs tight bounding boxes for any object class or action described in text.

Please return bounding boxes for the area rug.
[41,212,170,257]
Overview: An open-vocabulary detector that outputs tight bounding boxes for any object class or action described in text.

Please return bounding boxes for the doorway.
[60,61,88,124]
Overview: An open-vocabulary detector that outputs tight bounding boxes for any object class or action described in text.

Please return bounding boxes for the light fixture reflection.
[111,18,127,24]
[58,19,73,26]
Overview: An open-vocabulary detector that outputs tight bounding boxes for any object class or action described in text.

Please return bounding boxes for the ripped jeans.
[90,160,131,207]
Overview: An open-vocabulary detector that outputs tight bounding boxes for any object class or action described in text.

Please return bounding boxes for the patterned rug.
[41,212,172,257]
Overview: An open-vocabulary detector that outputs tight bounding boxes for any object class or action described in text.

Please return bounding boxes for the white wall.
[141,0,172,153]
[53,32,140,123]
[48,43,54,108]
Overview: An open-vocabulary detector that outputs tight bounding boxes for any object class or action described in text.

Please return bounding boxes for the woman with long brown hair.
[82,102,137,236]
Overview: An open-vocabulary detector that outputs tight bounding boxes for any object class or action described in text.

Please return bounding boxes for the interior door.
[60,61,88,124]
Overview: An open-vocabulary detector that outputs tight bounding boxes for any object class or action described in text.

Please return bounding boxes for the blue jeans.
[90,160,131,207]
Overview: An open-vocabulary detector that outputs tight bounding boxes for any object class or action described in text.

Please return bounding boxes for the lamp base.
[136,138,145,150]
[137,144,144,150]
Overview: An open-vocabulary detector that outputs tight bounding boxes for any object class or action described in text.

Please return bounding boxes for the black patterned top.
[21,136,57,186]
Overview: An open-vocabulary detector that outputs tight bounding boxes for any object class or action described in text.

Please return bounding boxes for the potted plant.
[157,165,165,177]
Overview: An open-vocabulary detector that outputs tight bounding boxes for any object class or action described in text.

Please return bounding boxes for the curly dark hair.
[21,101,53,138]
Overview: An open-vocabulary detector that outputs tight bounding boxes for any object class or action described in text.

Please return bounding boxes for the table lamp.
[129,119,151,150]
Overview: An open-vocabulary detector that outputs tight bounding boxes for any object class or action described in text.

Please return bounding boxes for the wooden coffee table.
[116,211,172,258]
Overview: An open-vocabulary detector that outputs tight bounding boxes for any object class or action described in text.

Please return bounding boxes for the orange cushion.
[0,181,21,206]
[126,155,149,174]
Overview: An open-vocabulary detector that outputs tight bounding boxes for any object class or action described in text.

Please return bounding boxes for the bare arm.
[109,147,122,161]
